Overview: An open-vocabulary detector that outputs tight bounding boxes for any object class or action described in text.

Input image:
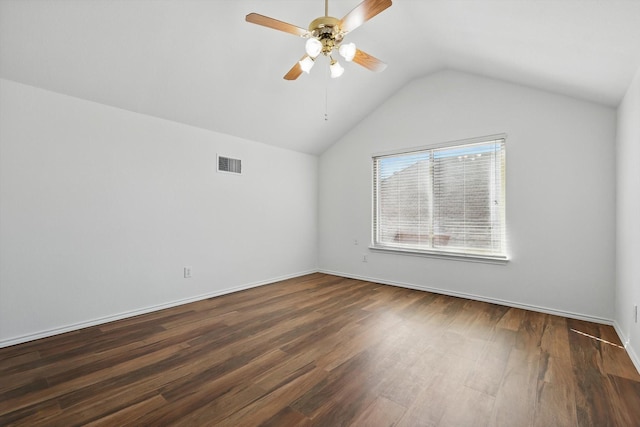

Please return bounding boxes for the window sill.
[369,245,509,265]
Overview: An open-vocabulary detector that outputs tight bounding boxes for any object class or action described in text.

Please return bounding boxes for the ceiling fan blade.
[246,13,308,37]
[352,49,387,72]
[338,0,392,34]
[284,56,307,80]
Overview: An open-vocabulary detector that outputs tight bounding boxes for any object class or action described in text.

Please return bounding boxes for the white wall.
[0,69,624,348]
[0,79,318,346]
[319,70,617,322]
[615,66,640,370]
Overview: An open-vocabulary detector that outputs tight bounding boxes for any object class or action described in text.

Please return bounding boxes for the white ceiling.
[2,0,640,155]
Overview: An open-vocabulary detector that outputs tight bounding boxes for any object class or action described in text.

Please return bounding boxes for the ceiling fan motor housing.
[308,16,344,55]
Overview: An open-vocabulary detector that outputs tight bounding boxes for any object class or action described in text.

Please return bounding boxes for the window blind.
[373,137,506,260]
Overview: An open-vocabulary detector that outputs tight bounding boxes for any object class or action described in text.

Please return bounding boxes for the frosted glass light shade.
[305,38,322,58]
[338,42,356,62]
[299,56,315,73]
[330,60,344,78]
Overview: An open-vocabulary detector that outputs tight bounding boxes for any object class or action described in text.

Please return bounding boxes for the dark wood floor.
[1,273,639,426]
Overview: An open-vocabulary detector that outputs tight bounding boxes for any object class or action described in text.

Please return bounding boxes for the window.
[372,135,506,261]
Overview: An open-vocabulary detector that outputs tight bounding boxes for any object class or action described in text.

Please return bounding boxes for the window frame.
[370,134,508,263]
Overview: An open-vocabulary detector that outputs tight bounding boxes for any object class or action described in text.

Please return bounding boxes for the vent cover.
[217,155,242,174]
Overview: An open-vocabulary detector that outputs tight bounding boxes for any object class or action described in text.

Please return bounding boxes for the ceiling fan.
[246,0,392,80]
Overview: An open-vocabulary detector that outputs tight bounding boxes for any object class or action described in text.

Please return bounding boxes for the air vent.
[217,155,242,174]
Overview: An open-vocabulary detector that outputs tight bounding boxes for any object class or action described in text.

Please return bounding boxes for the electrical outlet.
[362,254,368,263]
[635,304,638,323]
[354,239,359,245]
[184,266,192,278]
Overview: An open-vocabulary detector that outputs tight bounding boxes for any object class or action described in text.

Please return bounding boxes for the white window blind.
[373,137,506,260]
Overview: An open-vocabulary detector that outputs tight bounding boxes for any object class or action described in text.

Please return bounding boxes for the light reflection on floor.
[570,328,625,349]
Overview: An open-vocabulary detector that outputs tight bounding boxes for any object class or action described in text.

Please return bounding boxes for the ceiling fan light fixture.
[330,58,344,78]
[305,38,323,58]
[299,56,315,73]
[246,0,391,81]
[339,42,356,62]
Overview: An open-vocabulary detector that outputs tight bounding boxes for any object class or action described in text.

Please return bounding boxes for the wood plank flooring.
[1,273,639,426]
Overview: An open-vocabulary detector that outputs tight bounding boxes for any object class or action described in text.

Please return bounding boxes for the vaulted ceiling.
[2,0,640,154]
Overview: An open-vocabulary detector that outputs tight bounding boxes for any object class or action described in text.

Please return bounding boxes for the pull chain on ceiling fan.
[246,0,392,80]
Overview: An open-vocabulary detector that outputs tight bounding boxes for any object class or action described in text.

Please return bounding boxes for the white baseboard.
[0,269,317,349]
[613,321,640,374]
[318,269,614,325]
